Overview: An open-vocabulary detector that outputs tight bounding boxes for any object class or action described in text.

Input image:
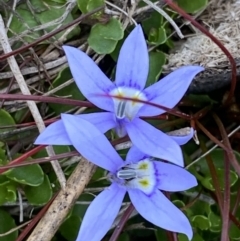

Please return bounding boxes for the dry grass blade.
[26,158,96,241]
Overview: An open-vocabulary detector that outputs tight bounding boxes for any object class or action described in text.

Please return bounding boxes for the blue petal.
[34,120,71,145]
[34,112,116,145]
[80,112,116,133]
[61,114,123,172]
[63,46,115,111]
[115,25,149,90]
[76,183,126,241]
[125,146,149,164]
[154,161,197,191]
[125,118,184,166]
[129,189,193,240]
[138,66,204,116]
[168,127,194,145]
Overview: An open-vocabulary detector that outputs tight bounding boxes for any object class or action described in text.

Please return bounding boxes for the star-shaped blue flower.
[55,115,197,241]
[35,25,204,166]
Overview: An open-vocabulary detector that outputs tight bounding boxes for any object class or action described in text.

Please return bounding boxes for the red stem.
[108,204,134,241]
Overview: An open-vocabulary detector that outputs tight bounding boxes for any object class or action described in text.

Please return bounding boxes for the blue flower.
[35,25,204,166]
[54,115,197,241]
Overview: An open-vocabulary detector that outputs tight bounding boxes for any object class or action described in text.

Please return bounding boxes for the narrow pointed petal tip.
[138,65,204,116]
[34,120,71,145]
[63,45,114,111]
[154,161,197,191]
[125,118,184,166]
[168,127,194,145]
[129,189,193,240]
[61,114,123,172]
[76,183,126,241]
[115,25,149,90]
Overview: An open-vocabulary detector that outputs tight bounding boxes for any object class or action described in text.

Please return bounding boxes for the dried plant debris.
[163,0,240,93]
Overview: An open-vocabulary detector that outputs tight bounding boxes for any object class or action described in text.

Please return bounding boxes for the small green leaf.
[142,11,163,35]
[229,221,240,240]
[0,109,15,133]
[201,168,238,191]
[175,0,208,14]
[0,209,17,241]
[5,164,44,186]
[148,26,167,45]
[208,211,221,232]
[24,175,52,205]
[77,0,89,13]
[88,18,124,54]
[87,0,104,12]
[9,0,80,46]
[191,215,210,230]
[0,178,17,205]
[59,215,81,241]
[145,51,166,87]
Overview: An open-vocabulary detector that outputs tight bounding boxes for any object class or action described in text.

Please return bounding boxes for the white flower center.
[110,87,147,120]
[115,159,157,195]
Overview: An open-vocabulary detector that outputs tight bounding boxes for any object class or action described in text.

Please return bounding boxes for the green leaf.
[0,177,17,205]
[59,215,81,241]
[88,18,124,54]
[9,0,80,46]
[0,209,17,241]
[77,0,88,13]
[229,221,240,240]
[0,145,7,165]
[49,67,85,114]
[196,148,240,175]
[191,215,210,230]
[208,211,221,232]
[142,11,163,35]
[201,168,238,191]
[148,26,167,45]
[87,0,104,12]
[78,0,104,13]
[0,109,15,133]
[186,94,217,106]
[175,0,208,14]
[5,164,44,186]
[24,175,52,205]
[145,51,166,87]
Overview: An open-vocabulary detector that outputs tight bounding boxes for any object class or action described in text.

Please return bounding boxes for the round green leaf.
[24,175,52,205]
[0,209,17,241]
[229,222,240,240]
[148,26,167,45]
[191,215,210,230]
[0,178,17,205]
[201,168,238,191]
[88,18,124,54]
[175,0,208,14]
[208,211,221,232]
[87,0,104,12]
[0,109,15,133]
[5,164,44,186]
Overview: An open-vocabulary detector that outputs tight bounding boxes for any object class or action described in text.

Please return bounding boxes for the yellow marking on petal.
[138,178,150,187]
[138,162,149,170]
